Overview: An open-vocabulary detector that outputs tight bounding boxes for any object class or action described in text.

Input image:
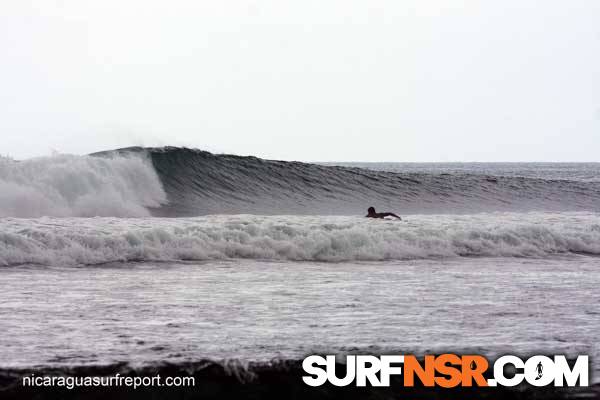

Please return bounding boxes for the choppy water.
[1,258,598,382]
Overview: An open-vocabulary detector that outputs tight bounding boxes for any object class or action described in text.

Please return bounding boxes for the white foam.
[0,154,167,218]
[1,213,600,266]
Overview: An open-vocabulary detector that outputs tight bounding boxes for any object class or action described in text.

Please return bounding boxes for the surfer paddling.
[366,207,402,220]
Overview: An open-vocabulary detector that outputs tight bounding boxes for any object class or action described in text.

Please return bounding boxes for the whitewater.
[2,213,600,266]
[0,147,599,386]
[0,153,166,218]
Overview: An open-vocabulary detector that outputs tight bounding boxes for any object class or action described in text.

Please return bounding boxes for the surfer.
[535,361,543,380]
[366,207,402,220]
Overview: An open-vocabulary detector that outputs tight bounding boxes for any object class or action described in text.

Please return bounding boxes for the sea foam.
[0,154,167,218]
[1,213,599,266]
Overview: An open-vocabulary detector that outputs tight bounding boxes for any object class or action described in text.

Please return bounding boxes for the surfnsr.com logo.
[302,354,589,387]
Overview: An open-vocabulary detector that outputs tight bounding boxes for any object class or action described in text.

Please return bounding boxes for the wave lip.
[1,213,599,266]
[0,153,167,218]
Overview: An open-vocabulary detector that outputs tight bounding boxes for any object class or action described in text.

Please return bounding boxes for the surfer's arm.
[382,212,402,220]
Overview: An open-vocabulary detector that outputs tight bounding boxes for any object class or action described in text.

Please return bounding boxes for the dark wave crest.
[95,147,600,216]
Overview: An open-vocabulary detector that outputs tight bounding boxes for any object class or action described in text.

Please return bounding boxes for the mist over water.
[0,153,166,218]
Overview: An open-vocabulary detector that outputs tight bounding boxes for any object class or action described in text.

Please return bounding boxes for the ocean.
[0,147,599,393]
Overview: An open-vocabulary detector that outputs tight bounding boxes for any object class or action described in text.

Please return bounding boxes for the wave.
[2,213,600,266]
[0,153,167,218]
[103,147,600,216]
[3,146,600,218]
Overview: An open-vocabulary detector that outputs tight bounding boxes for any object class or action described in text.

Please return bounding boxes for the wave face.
[2,213,600,266]
[0,154,167,218]
[3,146,600,218]
[102,147,600,216]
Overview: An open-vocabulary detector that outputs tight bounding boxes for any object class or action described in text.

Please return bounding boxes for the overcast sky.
[2,1,599,161]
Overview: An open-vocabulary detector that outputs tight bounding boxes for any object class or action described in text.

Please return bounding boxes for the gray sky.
[2,1,599,161]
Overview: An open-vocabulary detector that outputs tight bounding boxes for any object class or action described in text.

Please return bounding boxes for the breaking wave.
[2,213,600,266]
[0,154,167,218]
[111,147,600,216]
[3,146,600,218]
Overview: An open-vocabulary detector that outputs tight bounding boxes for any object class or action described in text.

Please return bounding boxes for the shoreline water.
[1,359,597,400]
[2,259,598,383]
